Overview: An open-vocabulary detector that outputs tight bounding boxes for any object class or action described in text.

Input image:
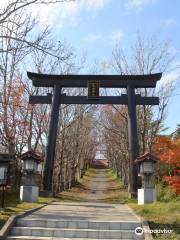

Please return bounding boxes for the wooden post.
[43,85,61,194]
[127,85,139,198]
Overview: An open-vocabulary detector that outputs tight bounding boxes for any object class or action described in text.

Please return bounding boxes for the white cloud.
[85,33,102,43]
[159,69,180,87]
[100,61,111,73]
[84,29,124,45]
[164,18,176,28]
[109,30,123,44]
[27,0,111,28]
[86,0,111,12]
[125,0,157,10]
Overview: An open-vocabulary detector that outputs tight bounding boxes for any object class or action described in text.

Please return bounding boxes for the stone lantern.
[0,153,14,208]
[20,151,43,203]
[135,152,159,205]
[0,155,10,186]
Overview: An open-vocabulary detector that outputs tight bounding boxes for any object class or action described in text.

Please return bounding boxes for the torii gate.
[28,72,162,197]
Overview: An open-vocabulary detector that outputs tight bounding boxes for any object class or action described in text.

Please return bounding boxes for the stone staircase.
[5,200,145,240]
[6,217,144,239]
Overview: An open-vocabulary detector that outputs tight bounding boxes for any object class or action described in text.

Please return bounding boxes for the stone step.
[6,237,51,240]
[10,227,144,239]
[6,237,133,240]
[16,218,142,230]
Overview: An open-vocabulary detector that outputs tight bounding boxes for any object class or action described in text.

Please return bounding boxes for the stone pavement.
[18,201,141,222]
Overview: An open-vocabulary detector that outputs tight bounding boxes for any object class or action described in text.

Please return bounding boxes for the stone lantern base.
[20,185,39,203]
[138,188,156,205]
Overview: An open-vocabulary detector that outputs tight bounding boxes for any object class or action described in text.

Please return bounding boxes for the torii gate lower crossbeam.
[28,72,162,198]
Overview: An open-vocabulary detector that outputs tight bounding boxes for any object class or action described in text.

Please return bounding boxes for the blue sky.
[30,0,180,133]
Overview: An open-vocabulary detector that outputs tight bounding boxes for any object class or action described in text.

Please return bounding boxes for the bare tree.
[0,0,79,190]
[0,0,76,60]
[101,33,177,197]
[0,0,75,24]
[53,103,97,194]
[111,33,176,151]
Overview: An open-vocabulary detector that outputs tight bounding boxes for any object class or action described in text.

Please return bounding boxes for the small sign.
[88,80,100,99]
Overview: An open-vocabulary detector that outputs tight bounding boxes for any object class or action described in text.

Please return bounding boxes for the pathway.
[78,169,114,201]
[6,168,144,240]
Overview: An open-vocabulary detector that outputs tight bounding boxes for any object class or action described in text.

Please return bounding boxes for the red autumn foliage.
[163,176,180,194]
[153,136,180,194]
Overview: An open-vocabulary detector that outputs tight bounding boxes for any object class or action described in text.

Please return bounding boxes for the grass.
[128,201,180,240]
[56,182,91,202]
[102,168,131,204]
[0,191,57,229]
[56,170,94,202]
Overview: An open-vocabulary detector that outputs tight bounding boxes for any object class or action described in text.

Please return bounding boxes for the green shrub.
[156,182,178,202]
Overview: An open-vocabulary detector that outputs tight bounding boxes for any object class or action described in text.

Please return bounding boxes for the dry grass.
[129,201,180,239]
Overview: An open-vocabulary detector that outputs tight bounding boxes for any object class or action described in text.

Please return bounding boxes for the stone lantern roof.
[20,150,43,163]
[134,152,159,165]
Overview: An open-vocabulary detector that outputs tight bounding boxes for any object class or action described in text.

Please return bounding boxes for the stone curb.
[126,204,153,240]
[141,219,153,240]
[0,203,49,240]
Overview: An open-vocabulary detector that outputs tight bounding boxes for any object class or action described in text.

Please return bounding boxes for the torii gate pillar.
[127,85,139,198]
[43,85,61,194]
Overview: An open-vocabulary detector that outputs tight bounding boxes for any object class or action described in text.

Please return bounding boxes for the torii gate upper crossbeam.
[27,72,161,88]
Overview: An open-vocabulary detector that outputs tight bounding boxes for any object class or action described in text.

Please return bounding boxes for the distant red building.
[92,159,109,168]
